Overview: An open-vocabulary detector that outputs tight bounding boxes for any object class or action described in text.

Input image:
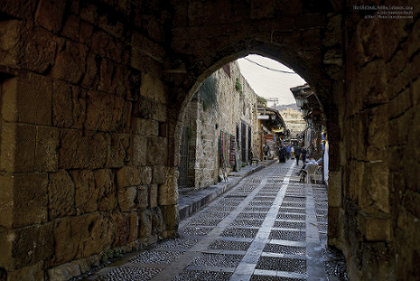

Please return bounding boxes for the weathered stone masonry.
[0,0,419,280]
[0,1,176,280]
[179,62,258,189]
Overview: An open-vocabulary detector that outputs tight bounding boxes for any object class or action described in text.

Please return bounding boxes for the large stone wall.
[180,62,258,188]
[327,4,420,280]
[0,0,418,280]
[0,1,177,280]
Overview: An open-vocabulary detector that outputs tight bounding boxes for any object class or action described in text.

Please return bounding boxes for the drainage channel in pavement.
[87,161,332,281]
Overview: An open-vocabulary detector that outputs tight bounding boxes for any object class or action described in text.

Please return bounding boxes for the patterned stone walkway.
[86,161,331,281]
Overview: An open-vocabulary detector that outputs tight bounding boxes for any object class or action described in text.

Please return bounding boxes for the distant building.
[278,107,306,141]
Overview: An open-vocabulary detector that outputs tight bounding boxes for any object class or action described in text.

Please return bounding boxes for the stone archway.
[0,0,418,280]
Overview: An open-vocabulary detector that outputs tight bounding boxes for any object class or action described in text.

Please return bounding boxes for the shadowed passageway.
[0,1,418,280]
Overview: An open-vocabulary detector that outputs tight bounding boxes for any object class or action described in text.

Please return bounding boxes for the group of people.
[276,143,323,183]
[278,143,308,165]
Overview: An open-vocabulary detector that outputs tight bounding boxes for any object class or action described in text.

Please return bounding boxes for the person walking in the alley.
[278,145,286,163]
[295,145,301,165]
[301,147,307,167]
[286,145,291,160]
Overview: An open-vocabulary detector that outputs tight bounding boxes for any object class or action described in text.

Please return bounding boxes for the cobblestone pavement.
[86,161,335,281]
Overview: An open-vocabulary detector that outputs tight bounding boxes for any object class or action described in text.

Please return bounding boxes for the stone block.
[62,14,81,41]
[137,185,149,209]
[347,161,364,201]
[0,123,33,173]
[118,186,137,212]
[108,134,130,168]
[132,135,147,166]
[116,166,142,188]
[35,126,59,172]
[365,105,388,160]
[140,167,152,185]
[71,170,98,214]
[95,169,117,211]
[358,213,392,241]
[7,261,44,281]
[35,0,66,33]
[0,20,21,66]
[97,58,114,93]
[13,223,54,268]
[158,168,178,206]
[58,129,110,169]
[128,211,139,242]
[78,214,112,258]
[161,205,178,233]
[133,118,159,136]
[85,91,125,131]
[51,40,88,84]
[53,82,87,129]
[2,73,52,125]
[139,209,152,243]
[19,26,58,73]
[140,73,167,104]
[53,80,73,128]
[48,262,81,281]
[91,30,122,62]
[135,98,167,122]
[111,64,131,97]
[71,87,87,129]
[152,166,167,184]
[151,208,163,236]
[0,123,58,173]
[149,184,158,208]
[110,211,129,245]
[81,52,98,88]
[13,174,49,227]
[48,170,75,219]
[359,60,388,106]
[126,71,141,102]
[147,137,168,166]
[53,213,111,264]
[360,163,390,215]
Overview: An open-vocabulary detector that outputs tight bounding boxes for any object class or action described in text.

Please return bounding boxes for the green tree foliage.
[257,95,267,106]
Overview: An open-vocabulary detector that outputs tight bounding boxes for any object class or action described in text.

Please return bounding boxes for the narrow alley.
[85,161,343,281]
